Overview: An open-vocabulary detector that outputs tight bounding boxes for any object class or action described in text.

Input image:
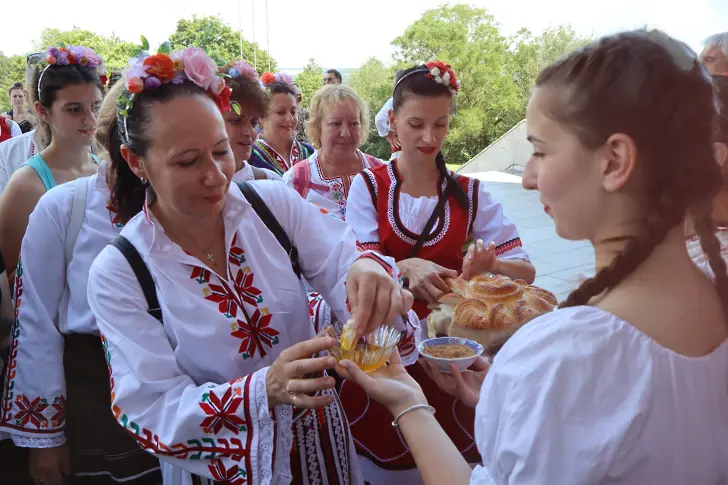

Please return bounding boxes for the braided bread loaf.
[427,273,557,348]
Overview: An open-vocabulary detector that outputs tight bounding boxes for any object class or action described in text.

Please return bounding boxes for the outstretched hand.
[462,240,497,281]
[336,349,427,416]
[419,357,490,409]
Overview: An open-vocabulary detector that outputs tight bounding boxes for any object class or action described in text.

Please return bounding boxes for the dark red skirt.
[339,362,481,471]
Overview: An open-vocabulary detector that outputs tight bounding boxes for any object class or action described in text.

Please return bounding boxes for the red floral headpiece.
[394,60,461,96]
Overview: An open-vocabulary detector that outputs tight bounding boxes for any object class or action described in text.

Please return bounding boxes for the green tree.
[169,15,276,72]
[33,27,137,70]
[348,57,398,159]
[510,25,591,101]
[0,53,29,113]
[296,58,323,108]
[392,4,521,162]
[391,4,587,164]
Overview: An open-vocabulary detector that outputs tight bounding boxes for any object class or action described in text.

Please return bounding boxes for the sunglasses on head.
[26,52,45,65]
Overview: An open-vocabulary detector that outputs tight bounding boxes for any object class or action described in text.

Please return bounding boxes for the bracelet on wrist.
[391,403,435,428]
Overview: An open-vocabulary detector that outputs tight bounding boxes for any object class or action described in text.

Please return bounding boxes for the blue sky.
[2,0,727,69]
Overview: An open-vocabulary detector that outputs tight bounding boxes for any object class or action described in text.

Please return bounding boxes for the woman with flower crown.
[0,46,107,281]
[0,47,164,485]
[85,45,412,485]
[341,62,534,484]
[220,60,281,183]
[249,72,315,176]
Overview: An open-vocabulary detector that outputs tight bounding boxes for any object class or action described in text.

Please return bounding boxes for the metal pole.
[238,0,243,58]
[252,0,258,69]
[265,0,271,72]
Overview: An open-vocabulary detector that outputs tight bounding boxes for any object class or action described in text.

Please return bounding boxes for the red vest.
[342,161,482,473]
[361,160,478,318]
[0,118,11,144]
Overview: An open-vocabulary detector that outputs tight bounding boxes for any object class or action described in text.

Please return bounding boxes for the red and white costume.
[342,160,529,484]
[282,150,385,221]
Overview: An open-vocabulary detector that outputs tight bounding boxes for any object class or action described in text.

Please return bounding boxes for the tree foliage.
[296,58,323,108]
[169,15,276,73]
[0,53,26,113]
[380,4,590,164]
[348,57,399,160]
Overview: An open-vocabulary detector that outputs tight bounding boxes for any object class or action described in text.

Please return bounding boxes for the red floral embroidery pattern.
[1,263,23,424]
[50,396,65,428]
[190,267,211,284]
[230,309,279,359]
[228,234,245,267]
[199,388,247,435]
[106,201,124,228]
[209,458,246,484]
[205,284,239,318]
[191,233,281,360]
[109,352,251,463]
[233,268,263,306]
[13,395,48,429]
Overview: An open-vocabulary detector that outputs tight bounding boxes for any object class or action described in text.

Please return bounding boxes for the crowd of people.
[0,27,725,485]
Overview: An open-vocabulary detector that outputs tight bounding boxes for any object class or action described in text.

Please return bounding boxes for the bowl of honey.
[322,320,403,373]
[418,337,483,373]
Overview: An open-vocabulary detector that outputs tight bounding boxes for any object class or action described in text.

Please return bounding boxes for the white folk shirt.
[346,172,530,263]
[282,150,386,221]
[0,161,122,447]
[87,181,400,484]
[471,306,728,484]
[232,161,282,183]
[0,129,38,195]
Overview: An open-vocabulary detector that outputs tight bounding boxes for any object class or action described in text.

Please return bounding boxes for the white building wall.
[457,120,530,174]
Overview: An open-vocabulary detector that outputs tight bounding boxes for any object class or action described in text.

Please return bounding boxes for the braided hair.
[535,30,728,321]
[393,65,467,208]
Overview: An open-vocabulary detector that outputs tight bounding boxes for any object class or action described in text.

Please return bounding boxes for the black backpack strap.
[236,181,302,279]
[109,235,163,323]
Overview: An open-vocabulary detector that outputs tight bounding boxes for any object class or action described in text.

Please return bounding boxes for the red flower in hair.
[214,85,232,113]
[260,72,276,85]
[425,60,461,94]
[99,74,108,87]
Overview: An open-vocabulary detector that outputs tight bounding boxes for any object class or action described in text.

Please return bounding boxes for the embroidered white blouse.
[0,162,123,448]
[470,306,728,484]
[346,172,529,262]
[232,161,282,183]
[282,151,385,221]
[688,228,728,279]
[87,181,403,484]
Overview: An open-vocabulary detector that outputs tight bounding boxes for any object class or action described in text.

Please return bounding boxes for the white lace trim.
[11,433,66,448]
[252,367,292,485]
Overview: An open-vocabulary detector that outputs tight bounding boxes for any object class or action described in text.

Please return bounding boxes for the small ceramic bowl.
[418,337,483,374]
[322,323,403,373]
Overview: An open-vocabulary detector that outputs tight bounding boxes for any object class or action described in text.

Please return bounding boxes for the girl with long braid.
[339,30,728,484]
[343,62,534,484]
